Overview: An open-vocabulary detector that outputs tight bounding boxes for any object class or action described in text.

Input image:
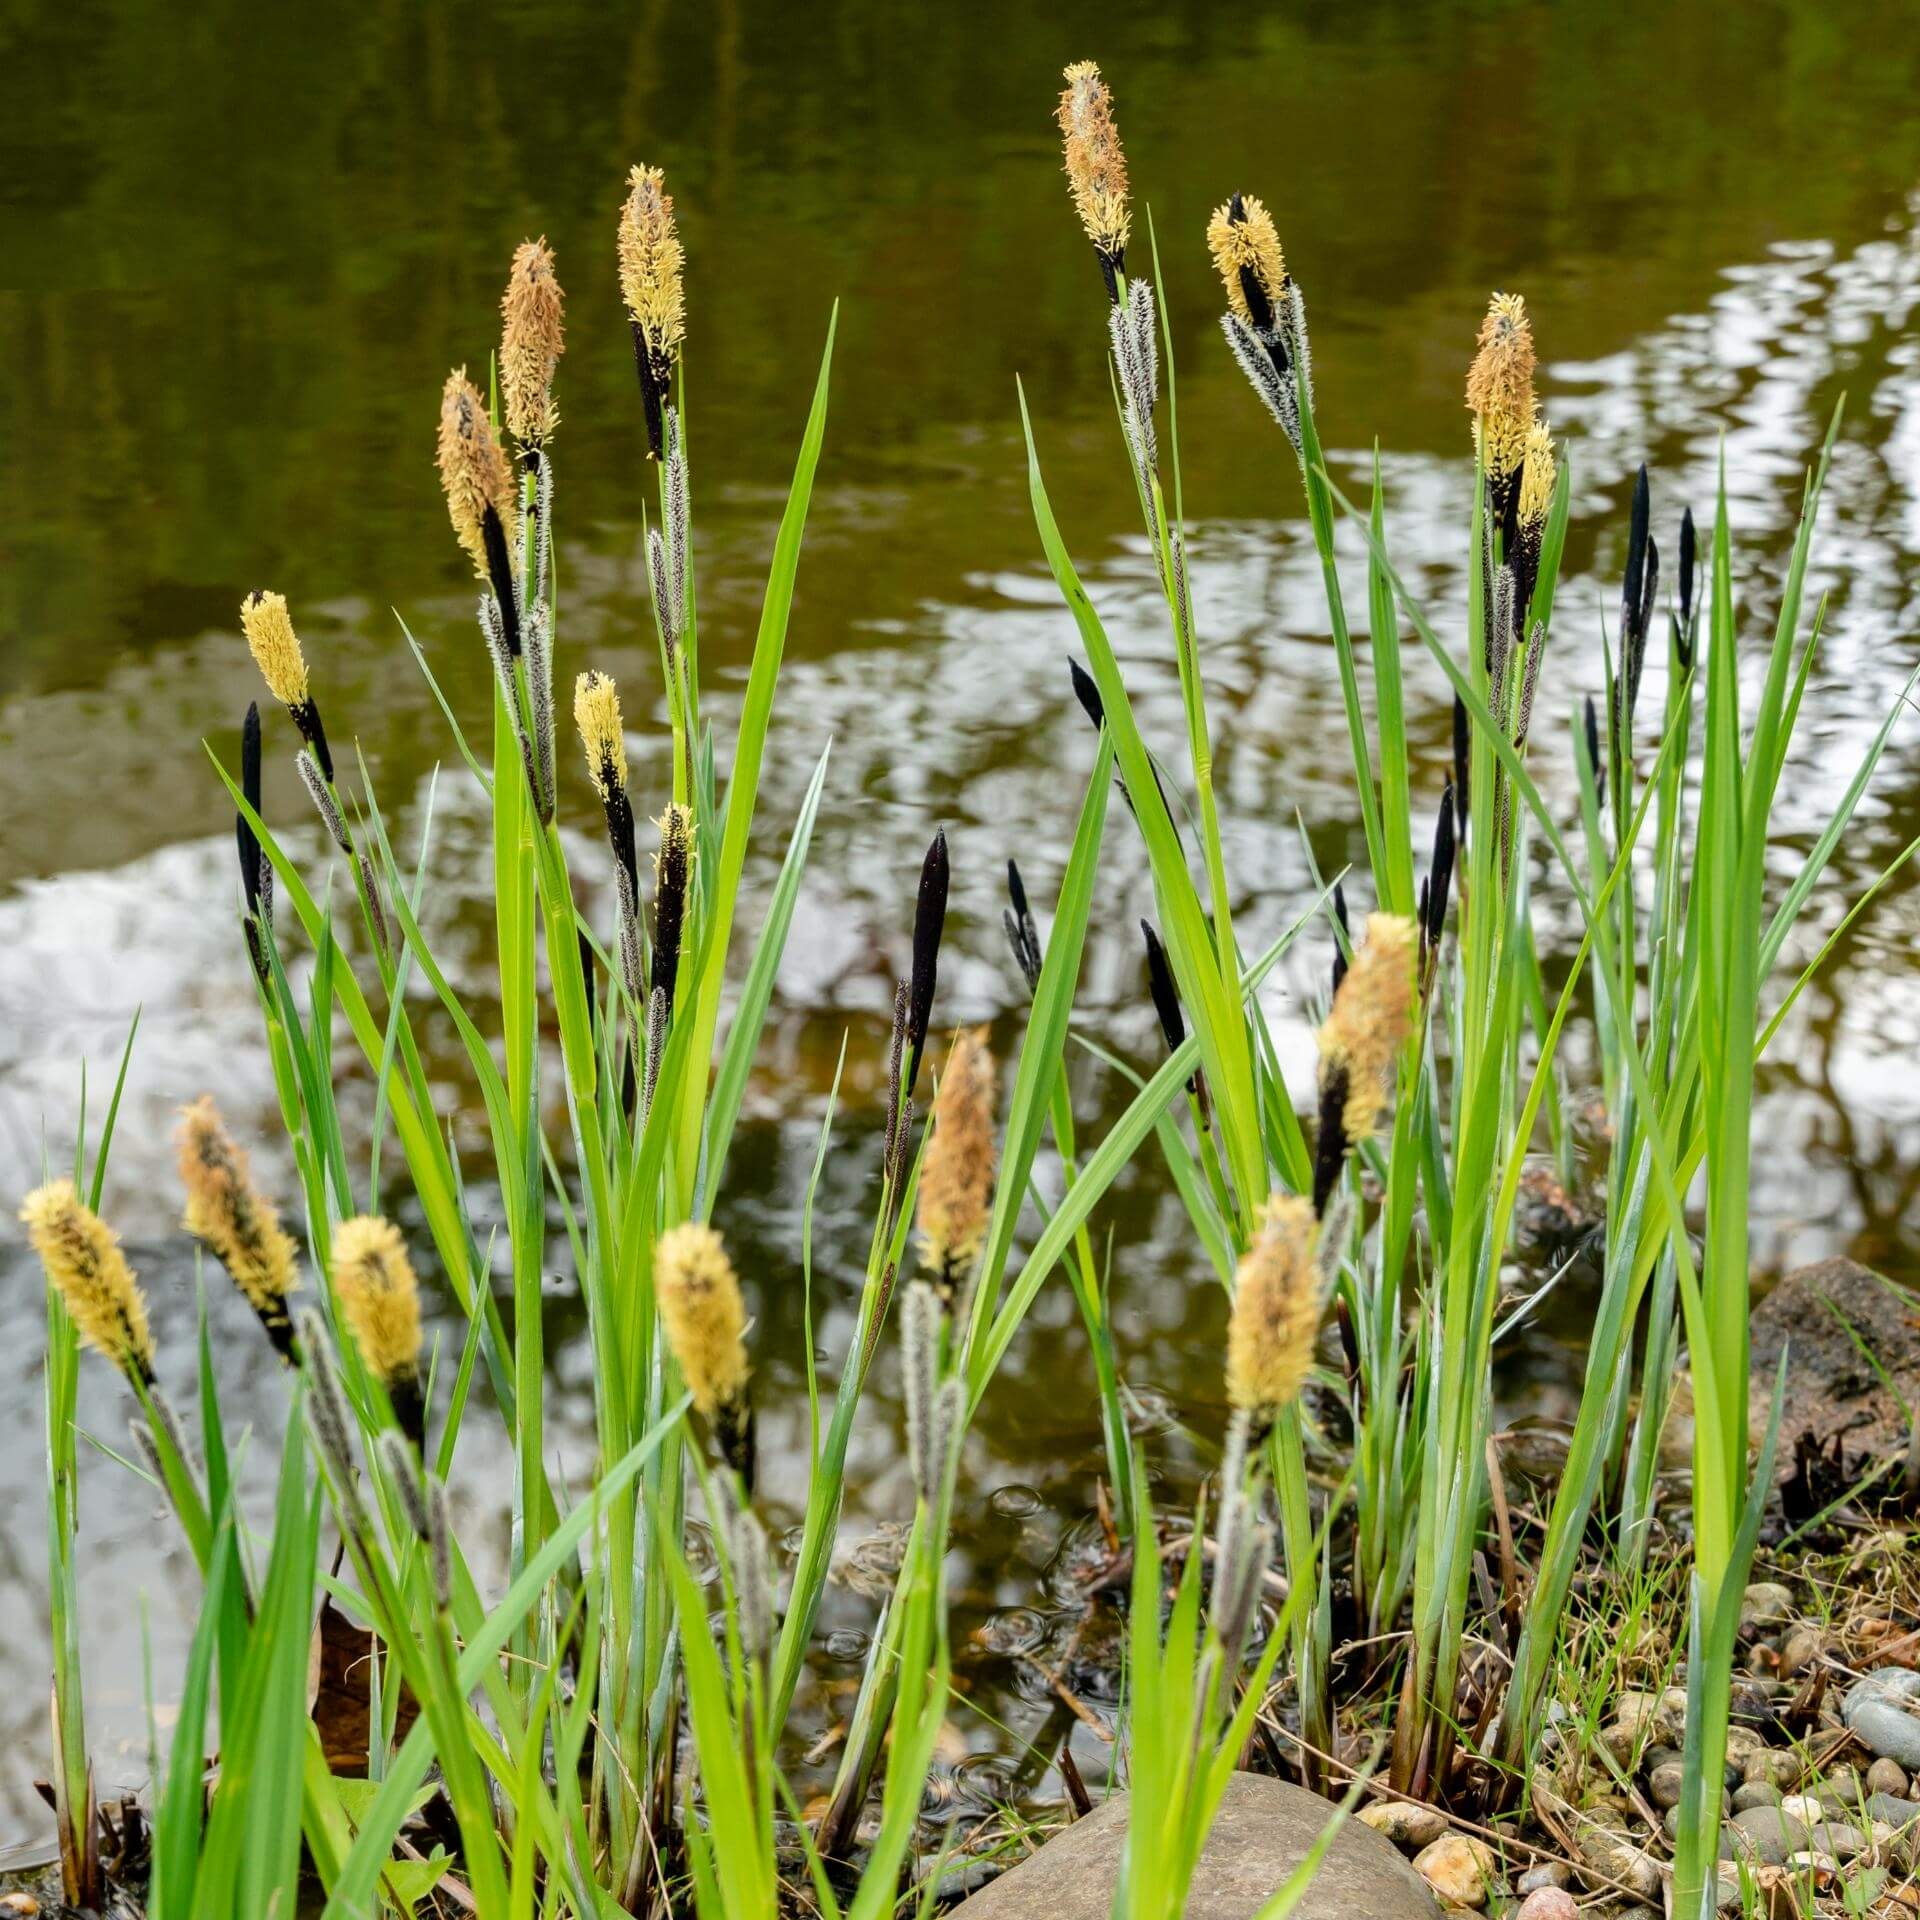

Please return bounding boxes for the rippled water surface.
[5,0,1920,1842]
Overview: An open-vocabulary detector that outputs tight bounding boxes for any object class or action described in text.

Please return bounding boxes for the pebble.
[1778,1792,1825,1823]
[1739,1582,1795,1633]
[1513,1892,1577,1920]
[1647,1760,1685,1810]
[1742,1747,1801,1792]
[1728,1804,1814,1866]
[1732,1781,1782,1812]
[1778,1623,1827,1675]
[1515,1862,1570,1894]
[1868,1757,1911,1799]
[1357,1800,1449,1855]
[1412,1833,1498,1910]
[1723,1725,1766,1761]
[1867,1792,1920,1830]
[1573,1827,1661,1903]
[1844,1667,1920,1770]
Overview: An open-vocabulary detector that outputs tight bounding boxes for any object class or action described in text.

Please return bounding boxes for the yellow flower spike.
[21,1179,155,1384]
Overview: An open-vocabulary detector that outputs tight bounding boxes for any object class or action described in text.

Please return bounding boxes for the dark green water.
[5,0,1920,1843]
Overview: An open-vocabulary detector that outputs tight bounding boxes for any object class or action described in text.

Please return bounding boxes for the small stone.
[1723,1726,1766,1762]
[1412,1834,1498,1910]
[1740,1583,1795,1633]
[1868,1757,1910,1799]
[1728,1804,1814,1866]
[1778,1793,1825,1824]
[1515,1863,1569,1895]
[1732,1781,1782,1812]
[1743,1747,1801,1792]
[1819,1765,1864,1812]
[1867,1792,1920,1830]
[1647,1761,1685,1810]
[1844,1668,1920,1770]
[1359,1801,1450,1856]
[1778,1623,1827,1675]
[1573,1828,1661,1903]
[1806,1823,1867,1862]
[1513,1892,1576,1920]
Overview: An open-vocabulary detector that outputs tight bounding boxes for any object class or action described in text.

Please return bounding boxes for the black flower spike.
[904,828,949,1098]
[1311,1062,1350,1217]
[1068,656,1106,731]
[652,808,692,1014]
[1452,693,1470,840]
[1584,693,1605,792]
[238,702,264,916]
[480,502,521,657]
[1141,919,1185,1054]
[1616,466,1654,750]
[1003,859,1043,992]
[1331,881,1351,996]
[1675,508,1698,675]
[1427,785,1456,948]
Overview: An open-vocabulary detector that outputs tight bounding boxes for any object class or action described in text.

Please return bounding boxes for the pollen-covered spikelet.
[331,1215,423,1429]
[619,164,685,362]
[1056,62,1130,284]
[437,367,520,577]
[21,1179,155,1384]
[1206,193,1287,336]
[654,1223,748,1418]
[1518,418,1556,531]
[240,590,308,708]
[1318,913,1418,1146]
[1465,292,1538,495]
[500,237,566,452]
[177,1096,299,1359]
[1225,1194,1323,1423]
[574,670,628,800]
[916,1027,999,1307]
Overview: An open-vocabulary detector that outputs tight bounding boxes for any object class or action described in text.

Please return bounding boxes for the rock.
[1845,1668,1920,1770]
[1866,1792,1920,1830]
[1572,1827,1661,1903]
[1778,1793,1825,1823]
[1732,1781,1782,1812]
[1740,1583,1795,1633]
[1777,1624,1827,1675]
[1867,1757,1910,1799]
[1743,1747,1801,1792]
[1723,1727,1766,1762]
[1647,1761,1686,1810]
[1358,1801,1449,1855]
[1411,1834,1498,1909]
[948,1772,1443,1920]
[1817,1764,1863,1810]
[1514,1892,1577,1920]
[1727,1805,1814,1866]
[1515,1862,1570,1895]
[1749,1258,1920,1459]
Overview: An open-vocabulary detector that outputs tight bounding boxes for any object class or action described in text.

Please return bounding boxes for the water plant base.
[949,1772,1442,1920]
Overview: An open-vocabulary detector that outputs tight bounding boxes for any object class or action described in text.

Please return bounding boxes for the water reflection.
[5,0,1920,1844]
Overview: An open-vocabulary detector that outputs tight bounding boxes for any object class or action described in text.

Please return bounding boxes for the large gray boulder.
[949,1772,1443,1920]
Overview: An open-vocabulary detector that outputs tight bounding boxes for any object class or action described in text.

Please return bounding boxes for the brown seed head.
[1518,419,1556,530]
[1206,195,1287,331]
[1466,292,1537,485]
[176,1096,299,1325]
[501,237,566,451]
[437,367,520,578]
[1056,62,1130,260]
[332,1215,423,1387]
[1225,1194,1323,1421]
[916,1027,999,1295]
[1317,913,1418,1142]
[21,1179,154,1383]
[573,670,628,799]
[654,1222,749,1418]
[240,590,309,708]
[619,164,686,362]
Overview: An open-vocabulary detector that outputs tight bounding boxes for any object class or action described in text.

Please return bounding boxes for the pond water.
[5,0,1920,1846]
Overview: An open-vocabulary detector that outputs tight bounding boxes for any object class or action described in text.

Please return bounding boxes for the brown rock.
[950,1773,1443,1920]
[1749,1258,1920,1458]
